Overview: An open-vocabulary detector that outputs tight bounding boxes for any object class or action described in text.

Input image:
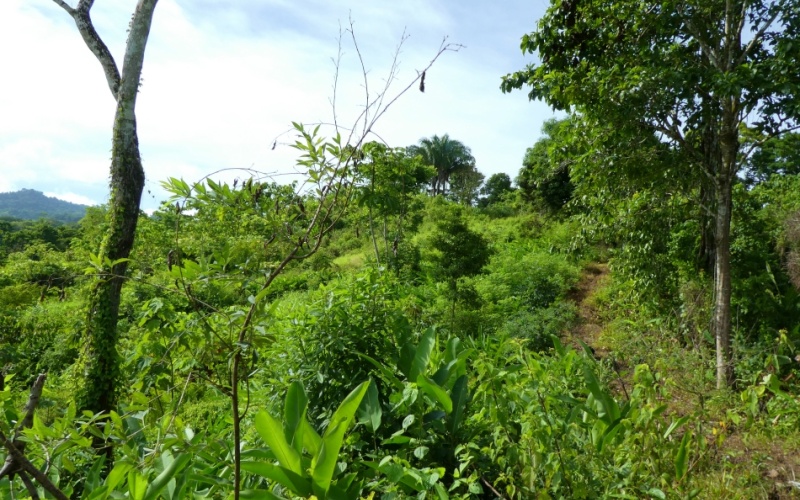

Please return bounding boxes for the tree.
[742,130,800,187]
[409,135,476,196]
[52,0,158,413]
[356,143,434,267]
[449,168,485,206]
[479,172,514,207]
[426,203,491,322]
[518,118,577,212]
[503,0,800,388]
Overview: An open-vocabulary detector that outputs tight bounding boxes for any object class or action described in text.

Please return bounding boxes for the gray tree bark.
[713,106,740,388]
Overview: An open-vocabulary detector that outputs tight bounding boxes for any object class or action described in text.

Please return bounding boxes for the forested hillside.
[2,1,799,499]
[0,189,89,223]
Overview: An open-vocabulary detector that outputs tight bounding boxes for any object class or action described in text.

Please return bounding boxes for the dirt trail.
[565,263,800,498]
[565,262,610,357]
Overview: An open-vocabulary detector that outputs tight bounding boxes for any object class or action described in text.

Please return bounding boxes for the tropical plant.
[409,135,476,196]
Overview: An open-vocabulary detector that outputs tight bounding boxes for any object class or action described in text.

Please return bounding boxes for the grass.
[332,251,366,269]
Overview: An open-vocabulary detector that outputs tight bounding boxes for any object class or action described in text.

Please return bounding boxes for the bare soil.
[564,262,610,358]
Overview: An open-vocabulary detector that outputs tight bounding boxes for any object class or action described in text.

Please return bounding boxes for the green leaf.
[577,339,596,361]
[381,434,412,445]
[83,486,109,500]
[357,379,382,432]
[379,461,406,483]
[104,460,134,493]
[356,352,404,390]
[301,419,322,459]
[663,415,690,440]
[398,341,416,381]
[409,328,436,382]
[417,375,453,413]
[448,375,469,435]
[240,461,312,496]
[144,454,191,500]
[647,488,667,499]
[599,417,623,452]
[430,365,451,386]
[239,489,286,499]
[312,381,369,496]
[675,429,692,481]
[284,381,308,449]
[582,364,619,423]
[444,337,461,363]
[128,470,148,500]
[255,410,303,475]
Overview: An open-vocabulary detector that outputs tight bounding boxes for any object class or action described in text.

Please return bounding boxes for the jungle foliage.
[2,0,800,498]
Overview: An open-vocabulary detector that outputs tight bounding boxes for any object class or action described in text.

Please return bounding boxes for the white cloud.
[44,191,98,206]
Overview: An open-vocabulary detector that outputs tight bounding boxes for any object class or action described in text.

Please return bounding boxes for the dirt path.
[564,262,610,357]
[564,262,800,498]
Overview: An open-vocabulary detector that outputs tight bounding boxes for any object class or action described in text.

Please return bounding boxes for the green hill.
[0,188,90,223]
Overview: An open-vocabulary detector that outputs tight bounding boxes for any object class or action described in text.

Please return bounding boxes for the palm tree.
[409,135,476,196]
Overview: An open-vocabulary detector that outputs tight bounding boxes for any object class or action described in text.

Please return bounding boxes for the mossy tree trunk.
[53,0,159,413]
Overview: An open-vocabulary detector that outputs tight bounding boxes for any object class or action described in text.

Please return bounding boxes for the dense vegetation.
[2,1,799,498]
[0,189,89,223]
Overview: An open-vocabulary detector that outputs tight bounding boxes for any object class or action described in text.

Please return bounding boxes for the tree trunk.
[713,114,739,389]
[54,0,159,415]
[713,176,734,389]
[78,112,145,413]
[697,183,716,275]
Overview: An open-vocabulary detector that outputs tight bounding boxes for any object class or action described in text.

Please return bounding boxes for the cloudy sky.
[0,0,556,210]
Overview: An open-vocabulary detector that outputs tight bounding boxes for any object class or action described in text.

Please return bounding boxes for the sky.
[0,0,556,210]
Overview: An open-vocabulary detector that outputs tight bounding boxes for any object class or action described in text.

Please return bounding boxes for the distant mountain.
[0,189,90,223]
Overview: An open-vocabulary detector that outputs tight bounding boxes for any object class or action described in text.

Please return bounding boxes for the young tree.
[503,0,800,388]
[356,143,434,266]
[426,203,491,321]
[52,0,159,415]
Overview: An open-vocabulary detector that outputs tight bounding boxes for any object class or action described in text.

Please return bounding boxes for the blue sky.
[0,0,556,210]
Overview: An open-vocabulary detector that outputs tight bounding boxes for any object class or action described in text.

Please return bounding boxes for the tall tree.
[479,172,514,207]
[449,168,485,206]
[518,118,578,212]
[503,0,800,388]
[742,130,800,186]
[409,134,476,196]
[52,0,158,411]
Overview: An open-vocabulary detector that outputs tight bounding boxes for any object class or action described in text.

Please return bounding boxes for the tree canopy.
[503,0,800,388]
[408,135,477,196]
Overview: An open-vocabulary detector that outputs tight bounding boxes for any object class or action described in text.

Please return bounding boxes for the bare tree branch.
[677,4,722,69]
[118,0,159,112]
[51,0,122,98]
[737,8,780,65]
